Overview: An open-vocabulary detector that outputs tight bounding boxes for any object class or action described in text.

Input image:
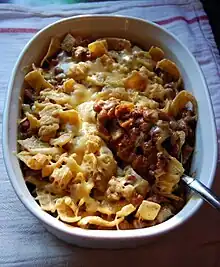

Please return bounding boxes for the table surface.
[0,1,220,266]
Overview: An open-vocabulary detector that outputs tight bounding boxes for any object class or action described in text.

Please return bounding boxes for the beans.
[120,118,133,129]
[23,89,34,104]
[93,103,102,113]
[20,119,30,132]
[115,104,132,120]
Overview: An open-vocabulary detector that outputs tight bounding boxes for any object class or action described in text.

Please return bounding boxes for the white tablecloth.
[1,0,220,266]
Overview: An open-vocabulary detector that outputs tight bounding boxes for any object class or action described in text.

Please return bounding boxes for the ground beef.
[94,99,171,182]
[94,98,196,185]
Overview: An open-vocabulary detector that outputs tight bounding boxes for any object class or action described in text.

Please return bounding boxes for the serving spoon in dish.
[182,175,220,210]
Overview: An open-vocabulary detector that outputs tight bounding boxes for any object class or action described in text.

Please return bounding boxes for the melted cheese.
[135,200,161,221]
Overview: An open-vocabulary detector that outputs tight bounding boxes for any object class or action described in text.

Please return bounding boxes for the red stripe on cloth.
[0,15,209,33]
[156,15,208,25]
[0,28,38,33]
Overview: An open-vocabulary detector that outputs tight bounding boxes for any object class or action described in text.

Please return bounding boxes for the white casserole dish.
[3,15,218,249]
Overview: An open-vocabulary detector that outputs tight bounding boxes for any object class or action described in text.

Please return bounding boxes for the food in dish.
[17,34,197,230]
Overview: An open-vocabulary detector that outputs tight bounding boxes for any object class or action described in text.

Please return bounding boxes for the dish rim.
[2,14,218,241]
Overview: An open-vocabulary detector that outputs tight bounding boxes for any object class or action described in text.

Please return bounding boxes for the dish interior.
[4,16,217,240]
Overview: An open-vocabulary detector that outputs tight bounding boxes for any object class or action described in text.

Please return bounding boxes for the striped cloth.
[0,1,220,266]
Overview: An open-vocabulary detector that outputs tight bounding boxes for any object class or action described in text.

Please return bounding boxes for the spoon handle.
[182,175,220,211]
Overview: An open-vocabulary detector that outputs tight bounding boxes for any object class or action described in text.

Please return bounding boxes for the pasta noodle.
[17,34,197,230]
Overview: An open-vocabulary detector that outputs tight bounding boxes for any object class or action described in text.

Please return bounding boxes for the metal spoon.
[182,175,220,210]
